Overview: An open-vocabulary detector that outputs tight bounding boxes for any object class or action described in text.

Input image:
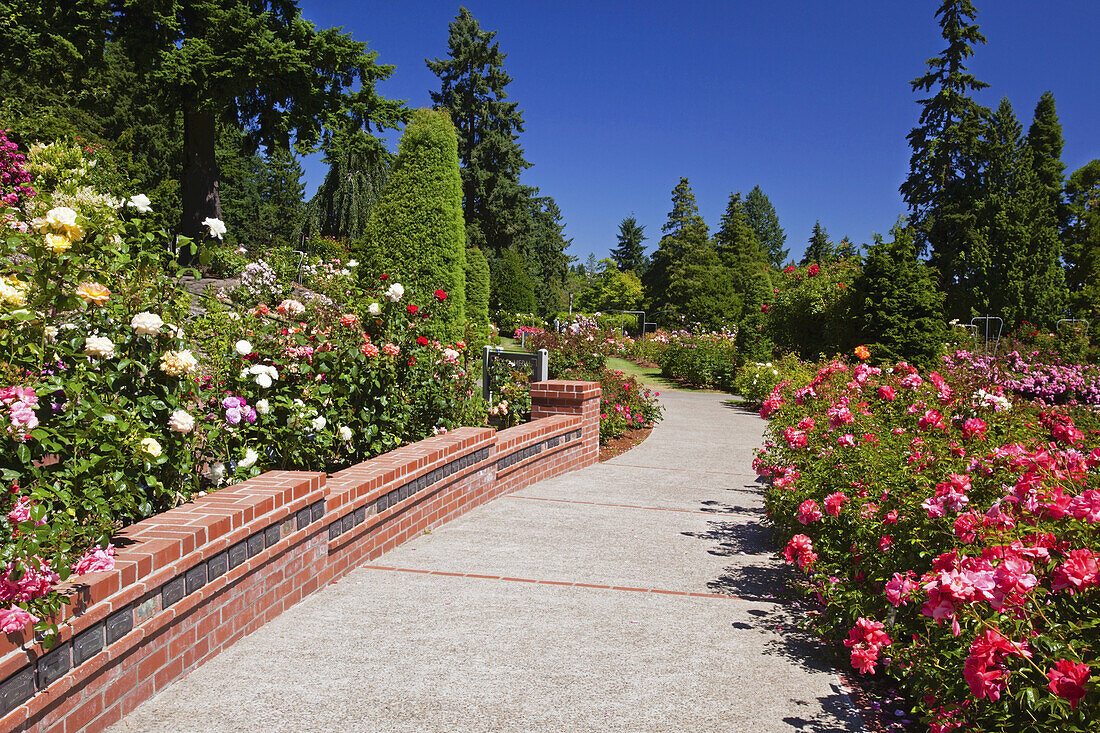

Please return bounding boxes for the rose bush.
[755,349,1099,731]
[656,328,739,390]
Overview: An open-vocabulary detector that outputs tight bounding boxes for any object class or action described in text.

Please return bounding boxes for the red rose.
[435,289,448,301]
[416,336,429,346]
[407,304,418,314]
[380,273,389,280]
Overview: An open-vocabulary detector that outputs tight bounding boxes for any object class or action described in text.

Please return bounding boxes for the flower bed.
[656,329,738,390]
[755,352,1099,731]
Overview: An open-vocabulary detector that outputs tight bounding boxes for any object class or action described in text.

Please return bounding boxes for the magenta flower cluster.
[0,130,35,206]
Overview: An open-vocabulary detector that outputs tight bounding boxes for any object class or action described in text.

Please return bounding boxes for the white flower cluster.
[240,260,279,301]
[287,399,326,432]
[130,312,164,336]
[241,364,279,389]
[84,335,115,359]
[385,283,404,302]
[973,388,1012,413]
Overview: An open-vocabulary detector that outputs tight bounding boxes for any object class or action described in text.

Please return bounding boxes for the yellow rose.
[75,281,111,306]
[63,223,85,242]
[160,349,198,377]
[139,437,162,458]
[0,276,29,307]
[45,233,71,253]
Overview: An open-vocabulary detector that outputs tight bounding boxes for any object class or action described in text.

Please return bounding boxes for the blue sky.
[297,1,1100,264]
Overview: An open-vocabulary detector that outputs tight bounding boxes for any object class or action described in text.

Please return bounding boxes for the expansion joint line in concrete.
[605,463,764,479]
[503,494,760,518]
[359,565,740,600]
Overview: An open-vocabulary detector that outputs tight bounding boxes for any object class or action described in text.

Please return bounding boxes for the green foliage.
[611,215,647,273]
[1026,90,1066,212]
[849,224,947,369]
[203,245,248,278]
[766,260,858,359]
[657,331,739,390]
[428,7,532,256]
[302,129,392,242]
[744,185,788,268]
[516,193,571,313]
[1063,160,1100,340]
[361,108,467,341]
[464,247,491,332]
[715,191,772,318]
[901,0,991,318]
[490,247,536,315]
[800,221,833,265]
[731,353,813,404]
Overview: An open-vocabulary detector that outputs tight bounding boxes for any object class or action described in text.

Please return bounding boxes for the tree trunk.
[179,105,221,266]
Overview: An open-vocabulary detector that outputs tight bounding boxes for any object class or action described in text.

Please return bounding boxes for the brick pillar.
[529,380,601,467]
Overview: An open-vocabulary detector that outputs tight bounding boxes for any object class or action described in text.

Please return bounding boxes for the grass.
[604,356,717,392]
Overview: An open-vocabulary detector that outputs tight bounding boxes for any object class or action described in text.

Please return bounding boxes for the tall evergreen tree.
[744,185,788,267]
[900,0,991,317]
[1026,91,1066,214]
[427,7,532,256]
[714,192,770,317]
[1063,160,1100,337]
[664,241,741,330]
[611,216,647,273]
[801,221,833,265]
[977,98,1067,326]
[464,247,491,333]
[361,109,466,340]
[302,129,392,242]
[644,177,710,312]
[258,145,306,251]
[850,224,947,369]
[835,236,860,260]
[491,247,536,314]
[515,193,571,313]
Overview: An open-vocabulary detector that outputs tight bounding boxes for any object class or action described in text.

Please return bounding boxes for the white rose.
[168,410,195,433]
[45,206,78,229]
[338,425,352,442]
[130,311,164,336]
[255,398,270,415]
[311,415,327,431]
[255,373,272,389]
[384,283,404,302]
[234,339,252,356]
[139,437,162,458]
[238,448,259,469]
[127,194,152,213]
[207,462,227,485]
[368,302,381,316]
[84,335,115,359]
[346,259,358,268]
[44,326,58,343]
[202,217,227,239]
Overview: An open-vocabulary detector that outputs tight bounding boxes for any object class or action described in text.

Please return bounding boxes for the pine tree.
[744,185,788,267]
[900,0,991,317]
[714,192,770,317]
[644,177,711,312]
[362,109,466,340]
[611,216,647,273]
[801,221,833,265]
[1026,91,1066,214]
[427,7,532,256]
[303,129,392,242]
[850,224,947,369]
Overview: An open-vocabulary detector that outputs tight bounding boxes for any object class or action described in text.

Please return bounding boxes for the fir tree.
[644,177,711,313]
[900,0,991,317]
[850,224,947,370]
[516,193,572,313]
[1026,91,1066,214]
[611,216,647,273]
[362,109,466,340]
[801,221,833,265]
[714,192,771,317]
[835,236,860,260]
[664,242,740,330]
[744,185,788,267]
[491,247,536,314]
[427,7,532,256]
[258,145,305,250]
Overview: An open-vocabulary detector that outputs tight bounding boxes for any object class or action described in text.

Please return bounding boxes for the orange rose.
[854,345,871,361]
[75,282,110,306]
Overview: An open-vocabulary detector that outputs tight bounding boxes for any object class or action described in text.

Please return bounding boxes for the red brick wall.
[0,381,600,733]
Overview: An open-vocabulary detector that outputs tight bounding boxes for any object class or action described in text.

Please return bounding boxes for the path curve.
[109,391,863,733]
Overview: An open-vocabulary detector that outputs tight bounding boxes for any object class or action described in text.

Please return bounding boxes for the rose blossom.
[71,544,115,575]
[84,336,115,359]
[1047,659,1090,709]
[130,312,164,336]
[168,410,195,433]
[0,606,37,634]
[797,500,822,524]
[234,339,253,356]
[385,283,405,302]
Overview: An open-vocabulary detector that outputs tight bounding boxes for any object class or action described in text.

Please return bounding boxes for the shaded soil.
[598,425,653,462]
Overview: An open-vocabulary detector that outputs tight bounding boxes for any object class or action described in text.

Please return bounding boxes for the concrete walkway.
[110,392,862,733]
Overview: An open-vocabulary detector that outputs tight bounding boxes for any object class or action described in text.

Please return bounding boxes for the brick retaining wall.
[0,380,600,733]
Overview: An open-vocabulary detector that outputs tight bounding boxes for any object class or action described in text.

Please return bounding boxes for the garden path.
[109,391,863,733]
